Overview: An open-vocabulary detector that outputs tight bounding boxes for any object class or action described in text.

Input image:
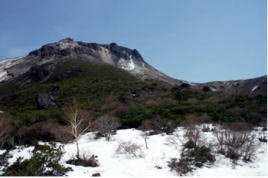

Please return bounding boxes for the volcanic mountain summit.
[0,38,266,95]
[0,38,181,85]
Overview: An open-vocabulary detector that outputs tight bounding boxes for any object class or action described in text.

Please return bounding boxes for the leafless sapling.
[94,114,121,141]
[64,102,93,159]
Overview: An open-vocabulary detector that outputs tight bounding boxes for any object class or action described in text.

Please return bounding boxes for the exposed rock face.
[28,63,55,82]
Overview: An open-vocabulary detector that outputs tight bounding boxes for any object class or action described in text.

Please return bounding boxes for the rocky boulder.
[36,93,58,109]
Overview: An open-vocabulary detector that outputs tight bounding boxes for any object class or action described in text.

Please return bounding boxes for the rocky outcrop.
[28,63,55,82]
[36,93,57,109]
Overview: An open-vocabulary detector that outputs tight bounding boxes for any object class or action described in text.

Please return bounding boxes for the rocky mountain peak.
[58,37,74,43]
[1,38,181,85]
[27,38,145,64]
[1,38,265,93]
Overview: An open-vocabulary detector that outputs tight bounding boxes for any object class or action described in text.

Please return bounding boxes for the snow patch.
[251,85,259,92]
[118,57,135,71]
[0,57,23,82]
[210,86,218,92]
[0,126,266,177]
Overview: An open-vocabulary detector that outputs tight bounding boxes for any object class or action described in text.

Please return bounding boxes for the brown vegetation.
[67,153,99,167]
[0,114,12,148]
[94,114,121,141]
[213,123,257,163]
[116,141,144,158]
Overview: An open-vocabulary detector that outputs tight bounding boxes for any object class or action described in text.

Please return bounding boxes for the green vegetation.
[0,60,266,145]
[3,143,72,176]
[0,61,146,128]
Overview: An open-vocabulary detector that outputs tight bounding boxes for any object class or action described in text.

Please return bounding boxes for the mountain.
[0,38,266,95]
[0,38,182,86]
[0,38,266,147]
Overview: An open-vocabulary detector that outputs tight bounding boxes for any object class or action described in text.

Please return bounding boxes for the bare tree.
[0,114,12,148]
[140,120,152,149]
[94,114,121,141]
[64,101,93,159]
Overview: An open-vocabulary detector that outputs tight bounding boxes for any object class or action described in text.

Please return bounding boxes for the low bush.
[0,114,13,149]
[0,151,12,173]
[94,114,121,141]
[202,125,210,132]
[181,143,215,167]
[184,126,205,149]
[189,146,215,165]
[213,126,257,164]
[258,130,267,143]
[116,141,144,158]
[258,137,267,143]
[169,127,215,175]
[168,158,192,175]
[184,139,196,149]
[3,142,72,176]
[67,153,99,167]
[169,125,215,175]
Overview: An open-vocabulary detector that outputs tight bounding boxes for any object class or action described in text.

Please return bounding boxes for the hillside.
[0,38,266,146]
[0,38,266,176]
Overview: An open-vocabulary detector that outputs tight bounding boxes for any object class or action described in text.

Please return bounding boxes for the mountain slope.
[0,38,266,147]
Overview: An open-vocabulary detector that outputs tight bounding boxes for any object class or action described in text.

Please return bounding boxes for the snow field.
[0,125,267,177]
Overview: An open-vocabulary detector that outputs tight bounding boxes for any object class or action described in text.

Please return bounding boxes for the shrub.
[116,141,144,158]
[146,117,177,134]
[168,158,192,175]
[202,125,210,132]
[184,126,204,149]
[190,146,215,165]
[169,125,215,175]
[258,130,267,143]
[180,144,215,168]
[67,153,99,167]
[94,114,121,141]
[0,151,12,173]
[14,121,73,146]
[184,139,196,149]
[0,114,13,148]
[224,122,251,132]
[213,127,257,163]
[3,143,72,176]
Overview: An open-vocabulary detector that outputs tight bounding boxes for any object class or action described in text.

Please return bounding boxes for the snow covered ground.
[0,126,267,177]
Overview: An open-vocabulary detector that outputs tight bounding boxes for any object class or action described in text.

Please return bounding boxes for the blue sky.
[0,0,266,82]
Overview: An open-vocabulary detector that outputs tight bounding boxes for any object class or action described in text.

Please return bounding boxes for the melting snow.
[210,86,218,92]
[0,126,266,177]
[251,85,259,92]
[118,57,135,71]
[0,57,23,82]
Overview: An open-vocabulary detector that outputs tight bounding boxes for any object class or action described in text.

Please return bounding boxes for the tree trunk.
[76,141,80,159]
[144,136,149,149]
